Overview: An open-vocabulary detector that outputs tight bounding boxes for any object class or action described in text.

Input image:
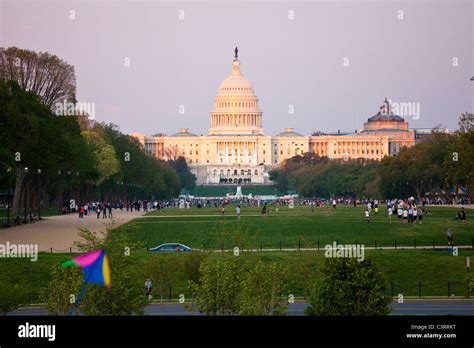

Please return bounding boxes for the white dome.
[209,54,263,136]
[217,60,255,95]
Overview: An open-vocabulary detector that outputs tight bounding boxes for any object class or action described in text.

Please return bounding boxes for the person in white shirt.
[388,207,393,224]
[365,209,370,222]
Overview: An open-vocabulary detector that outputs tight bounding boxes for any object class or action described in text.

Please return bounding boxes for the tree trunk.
[12,168,25,216]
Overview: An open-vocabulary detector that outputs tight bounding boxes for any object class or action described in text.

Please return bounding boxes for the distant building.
[132,51,425,185]
[413,127,450,143]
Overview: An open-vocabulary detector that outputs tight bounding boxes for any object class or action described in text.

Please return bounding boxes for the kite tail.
[69,282,88,316]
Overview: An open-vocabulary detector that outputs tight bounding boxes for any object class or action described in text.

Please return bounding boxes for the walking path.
[0,210,145,252]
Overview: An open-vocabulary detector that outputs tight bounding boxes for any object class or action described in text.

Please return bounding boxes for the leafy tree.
[183,252,210,314]
[239,261,288,316]
[42,226,147,315]
[0,283,27,315]
[168,156,196,191]
[305,257,391,316]
[40,266,83,315]
[191,258,244,315]
[146,254,181,314]
[81,130,120,185]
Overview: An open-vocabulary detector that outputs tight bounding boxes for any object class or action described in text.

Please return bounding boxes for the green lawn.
[1,249,473,304]
[114,205,473,250]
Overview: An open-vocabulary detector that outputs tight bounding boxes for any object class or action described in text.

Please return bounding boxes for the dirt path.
[0,209,144,252]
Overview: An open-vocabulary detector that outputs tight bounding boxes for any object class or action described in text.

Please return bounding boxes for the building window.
[254,169,258,175]
[234,169,238,175]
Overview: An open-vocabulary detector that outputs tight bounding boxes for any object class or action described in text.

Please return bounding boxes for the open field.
[1,249,473,305]
[115,205,473,250]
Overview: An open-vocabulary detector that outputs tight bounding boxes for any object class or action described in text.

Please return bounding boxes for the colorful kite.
[62,249,111,315]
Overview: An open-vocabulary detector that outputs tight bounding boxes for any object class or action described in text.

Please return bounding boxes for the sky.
[1,0,473,136]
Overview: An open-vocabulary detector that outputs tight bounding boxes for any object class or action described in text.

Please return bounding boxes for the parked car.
[149,243,192,252]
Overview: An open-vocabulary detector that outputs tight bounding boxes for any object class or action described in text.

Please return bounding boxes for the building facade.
[131,52,417,185]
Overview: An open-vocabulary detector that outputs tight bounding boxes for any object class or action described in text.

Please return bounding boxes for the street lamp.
[4,167,12,227]
[67,171,71,211]
[23,167,28,223]
[37,169,42,219]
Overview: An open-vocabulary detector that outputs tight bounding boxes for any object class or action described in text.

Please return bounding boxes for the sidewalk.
[0,209,144,252]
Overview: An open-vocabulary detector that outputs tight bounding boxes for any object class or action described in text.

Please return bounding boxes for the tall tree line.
[0,47,195,216]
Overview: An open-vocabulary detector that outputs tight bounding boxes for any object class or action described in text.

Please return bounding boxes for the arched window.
[213,170,217,176]
[241,169,245,175]
[220,169,224,175]
[254,169,258,175]
[227,169,231,175]
[247,169,251,175]
[234,169,238,175]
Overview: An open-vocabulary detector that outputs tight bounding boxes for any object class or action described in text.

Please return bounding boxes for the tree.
[183,252,210,314]
[81,130,120,185]
[168,156,196,191]
[191,258,244,315]
[41,226,147,315]
[305,257,391,316]
[40,266,83,315]
[0,80,91,215]
[146,255,181,314]
[458,112,474,133]
[0,283,27,315]
[239,261,288,316]
[0,46,76,109]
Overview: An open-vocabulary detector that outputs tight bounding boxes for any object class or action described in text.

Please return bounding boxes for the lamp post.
[5,167,12,227]
[23,167,29,223]
[67,171,71,211]
[57,170,62,214]
[5,187,11,227]
[37,169,42,219]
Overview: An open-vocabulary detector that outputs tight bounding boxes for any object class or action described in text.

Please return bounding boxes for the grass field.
[113,205,473,250]
[1,249,473,304]
[1,204,472,307]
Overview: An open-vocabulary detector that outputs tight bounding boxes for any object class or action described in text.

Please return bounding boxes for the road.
[8,299,474,316]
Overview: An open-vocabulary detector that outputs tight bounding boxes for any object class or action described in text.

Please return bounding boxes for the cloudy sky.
[1,0,473,136]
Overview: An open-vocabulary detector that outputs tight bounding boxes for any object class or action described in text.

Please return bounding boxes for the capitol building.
[131,49,416,185]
